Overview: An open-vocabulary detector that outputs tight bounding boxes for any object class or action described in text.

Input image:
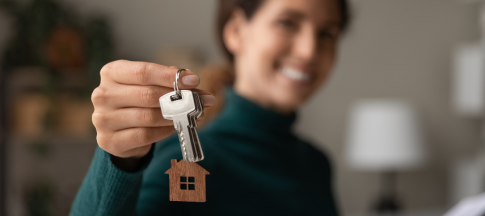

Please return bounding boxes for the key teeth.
[186,125,204,162]
[176,122,188,160]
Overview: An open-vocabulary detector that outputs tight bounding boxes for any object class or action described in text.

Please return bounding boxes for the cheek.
[247,28,290,73]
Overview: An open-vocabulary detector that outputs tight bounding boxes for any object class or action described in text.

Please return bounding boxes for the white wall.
[61,0,222,63]
[0,0,480,214]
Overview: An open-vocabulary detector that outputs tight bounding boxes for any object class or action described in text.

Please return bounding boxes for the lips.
[282,67,311,82]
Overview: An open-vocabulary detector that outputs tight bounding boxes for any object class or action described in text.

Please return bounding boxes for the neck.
[233,81,294,115]
[212,88,298,136]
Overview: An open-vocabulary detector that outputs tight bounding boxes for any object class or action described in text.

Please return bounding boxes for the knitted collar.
[213,88,297,135]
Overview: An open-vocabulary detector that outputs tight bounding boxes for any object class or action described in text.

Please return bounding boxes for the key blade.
[175,121,203,162]
[173,115,198,162]
[188,126,204,161]
[174,121,188,161]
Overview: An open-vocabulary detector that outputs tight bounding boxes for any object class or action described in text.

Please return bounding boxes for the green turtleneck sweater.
[71,89,338,216]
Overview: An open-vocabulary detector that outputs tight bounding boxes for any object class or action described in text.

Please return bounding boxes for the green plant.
[0,0,114,96]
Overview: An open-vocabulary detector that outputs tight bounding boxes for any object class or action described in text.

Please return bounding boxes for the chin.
[273,71,317,110]
[272,88,308,112]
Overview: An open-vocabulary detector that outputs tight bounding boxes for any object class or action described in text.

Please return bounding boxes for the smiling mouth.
[282,67,311,82]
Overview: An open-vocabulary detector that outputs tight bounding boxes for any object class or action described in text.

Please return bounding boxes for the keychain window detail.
[180,176,195,190]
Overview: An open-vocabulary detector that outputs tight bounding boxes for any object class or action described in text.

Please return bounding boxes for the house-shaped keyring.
[165,159,210,202]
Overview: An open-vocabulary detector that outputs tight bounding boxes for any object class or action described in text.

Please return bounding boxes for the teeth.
[282,67,310,81]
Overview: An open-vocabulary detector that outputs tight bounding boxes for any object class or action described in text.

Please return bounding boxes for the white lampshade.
[451,43,485,117]
[345,100,426,171]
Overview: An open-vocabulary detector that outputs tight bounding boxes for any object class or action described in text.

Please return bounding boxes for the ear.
[223,9,247,56]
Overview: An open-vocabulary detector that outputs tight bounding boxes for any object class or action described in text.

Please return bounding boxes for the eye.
[318,30,336,40]
[277,19,298,31]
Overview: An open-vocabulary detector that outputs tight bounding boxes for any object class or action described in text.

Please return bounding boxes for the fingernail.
[181,75,200,86]
[200,95,215,107]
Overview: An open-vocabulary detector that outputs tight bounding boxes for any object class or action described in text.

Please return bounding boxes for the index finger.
[102,60,199,89]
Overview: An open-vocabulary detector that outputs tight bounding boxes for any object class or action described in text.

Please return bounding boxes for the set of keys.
[159,69,205,162]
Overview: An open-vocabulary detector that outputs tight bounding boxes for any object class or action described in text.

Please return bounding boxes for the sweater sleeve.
[70,145,154,216]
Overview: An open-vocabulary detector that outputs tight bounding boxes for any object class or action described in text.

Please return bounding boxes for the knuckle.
[91,87,108,107]
[100,60,118,77]
[134,63,149,84]
[100,65,110,77]
[96,133,113,152]
[140,87,158,105]
[134,128,151,144]
[92,112,109,128]
[168,65,179,70]
[141,109,157,125]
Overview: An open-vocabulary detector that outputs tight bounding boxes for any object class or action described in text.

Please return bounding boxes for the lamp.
[345,100,426,213]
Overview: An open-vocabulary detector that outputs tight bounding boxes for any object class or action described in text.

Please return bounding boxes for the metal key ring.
[173,69,187,99]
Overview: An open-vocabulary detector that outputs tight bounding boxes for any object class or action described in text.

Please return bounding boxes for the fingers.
[101,60,199,89]
[199,94,215,107]
[93,108,173,131]
[92,85,173,109]
[93,60,216,159]
[97,126,174,158]
[92,85,216,110]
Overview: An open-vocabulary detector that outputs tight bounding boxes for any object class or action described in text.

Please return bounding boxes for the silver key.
[159,69,204,162]
[160,90,204,162]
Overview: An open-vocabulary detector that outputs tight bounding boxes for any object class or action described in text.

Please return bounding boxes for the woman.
[71,0,350,215]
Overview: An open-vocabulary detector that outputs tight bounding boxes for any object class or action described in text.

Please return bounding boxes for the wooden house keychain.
[159,69,209,202]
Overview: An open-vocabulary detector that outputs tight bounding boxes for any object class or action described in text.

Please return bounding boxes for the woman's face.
[227,0,342,113]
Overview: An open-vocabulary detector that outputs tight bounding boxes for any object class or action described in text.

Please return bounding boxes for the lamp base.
[372,172,401,214]
[372,195,400,213]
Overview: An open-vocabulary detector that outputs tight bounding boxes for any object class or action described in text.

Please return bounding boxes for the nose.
[292,26,318,63]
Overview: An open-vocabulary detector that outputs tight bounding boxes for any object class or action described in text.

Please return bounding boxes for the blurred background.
[0,0,484,215]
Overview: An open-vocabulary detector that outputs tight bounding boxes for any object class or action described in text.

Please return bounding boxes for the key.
[160,90,204,162]
[185,91,203,160]
[185,93,199,158]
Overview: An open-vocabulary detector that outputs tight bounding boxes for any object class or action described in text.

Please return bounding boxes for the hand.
[92,60,215,160]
